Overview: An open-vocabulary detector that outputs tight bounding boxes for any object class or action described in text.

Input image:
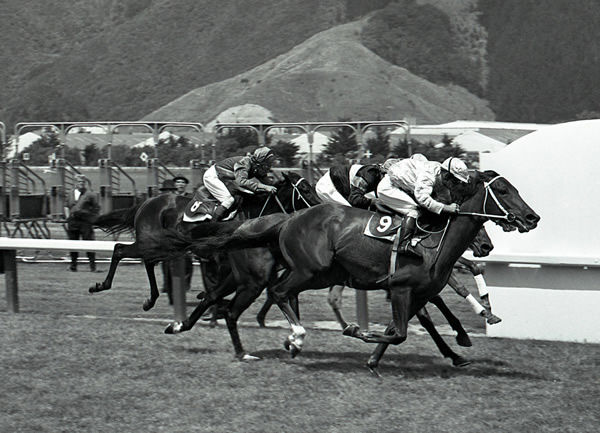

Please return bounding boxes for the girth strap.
[376,226,402,285]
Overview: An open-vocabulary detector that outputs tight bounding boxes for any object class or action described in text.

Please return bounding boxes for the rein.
[291,177,312,211]
[257,177,314,217]
[457,176,515,222]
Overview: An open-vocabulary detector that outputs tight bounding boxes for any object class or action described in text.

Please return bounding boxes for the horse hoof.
[289,343,302,358]
[487,314,502,325]
[142,300,155,311]
[89,283,103,293]
[368,366,382,378]
[241,353,261,361]
[453,356,471,367]
[342,324,360,337]
[283,338,291,351]
[164,322,184,334]
[455,333,472,347]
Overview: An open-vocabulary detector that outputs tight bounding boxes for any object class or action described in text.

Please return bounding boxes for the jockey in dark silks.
[203,147,277,221]
[315,163,384,210]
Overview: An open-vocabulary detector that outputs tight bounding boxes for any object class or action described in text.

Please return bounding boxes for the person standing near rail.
[65,174,101,272]
[160,176,194,303]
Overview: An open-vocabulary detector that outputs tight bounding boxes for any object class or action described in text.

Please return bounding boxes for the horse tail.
[166,213,290,254]
[94,201,143,235]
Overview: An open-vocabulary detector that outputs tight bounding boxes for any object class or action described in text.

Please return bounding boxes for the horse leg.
[327,285,361,336]
[416,306,470,367]
[267,271,312,358]
[165,273,237,334]
[448,272,501,325]
[457,257,492,311]
[256,292,274,327]
[142,261,160,311]
[89,242,140,293]
[428,294,472,347]
[223,285,266,361]
[366,322,394,375]
[351,285,412,345]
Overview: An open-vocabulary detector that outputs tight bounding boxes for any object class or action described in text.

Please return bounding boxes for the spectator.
[160,177,194,302]
[173,175,191,197]
[65,174,101,272]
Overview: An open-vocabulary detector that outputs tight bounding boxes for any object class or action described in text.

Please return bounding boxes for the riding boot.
[212,204,229,221]
[398,216,418,255]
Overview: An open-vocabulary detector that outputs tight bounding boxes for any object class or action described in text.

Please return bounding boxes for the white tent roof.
[451,130,506,153]
[291,131,329,154]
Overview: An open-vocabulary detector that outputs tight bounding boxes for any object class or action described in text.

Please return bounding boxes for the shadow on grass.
[252,348,548,380]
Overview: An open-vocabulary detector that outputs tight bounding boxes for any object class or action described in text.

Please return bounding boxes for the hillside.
[1,0,599,128]
[143,19,494,125]
[0,0,384,127]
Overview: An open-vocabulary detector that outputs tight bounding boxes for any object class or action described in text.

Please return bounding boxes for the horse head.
[278,171,322,212]
[470,226,494,257]
[456,170,540,233]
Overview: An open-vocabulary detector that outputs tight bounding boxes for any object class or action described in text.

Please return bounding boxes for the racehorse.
[177,170,539,370]
[90,171,320,313]
[256,226,499,331]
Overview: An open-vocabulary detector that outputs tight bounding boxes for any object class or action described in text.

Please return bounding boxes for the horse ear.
[281,171,291,182]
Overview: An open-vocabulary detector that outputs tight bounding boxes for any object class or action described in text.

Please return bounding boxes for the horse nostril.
[526,213,540,224]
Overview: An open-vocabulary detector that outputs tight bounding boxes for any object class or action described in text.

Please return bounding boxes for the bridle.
[258,176,314,216]
[432,175,515,266]
[290,177,313,211]
[457,175,516,222]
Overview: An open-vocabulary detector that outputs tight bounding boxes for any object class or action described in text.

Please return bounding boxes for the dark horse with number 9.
[180,170,539,372]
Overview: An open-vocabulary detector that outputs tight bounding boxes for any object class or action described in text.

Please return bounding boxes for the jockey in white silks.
[377,154,470,249]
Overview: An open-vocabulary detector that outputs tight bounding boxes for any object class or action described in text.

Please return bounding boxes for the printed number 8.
[376,215,392,232]
[190,201,201,212]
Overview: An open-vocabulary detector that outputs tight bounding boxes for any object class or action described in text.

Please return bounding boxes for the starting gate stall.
[216,120,409,329]
[477,119,600,343]
[143,122,205,197]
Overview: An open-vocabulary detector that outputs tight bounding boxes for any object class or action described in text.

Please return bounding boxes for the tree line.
[17,123,467,168]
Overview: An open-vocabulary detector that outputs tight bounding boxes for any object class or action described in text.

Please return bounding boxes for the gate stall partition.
[0,123,52,238]
[215,120,410,329]
[142,122,206,197]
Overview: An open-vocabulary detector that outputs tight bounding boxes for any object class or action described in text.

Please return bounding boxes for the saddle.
[182,186,238,223]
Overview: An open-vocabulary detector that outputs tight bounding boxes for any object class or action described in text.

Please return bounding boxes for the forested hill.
[0,0,598,128]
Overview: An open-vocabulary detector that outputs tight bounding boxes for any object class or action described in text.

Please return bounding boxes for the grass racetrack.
[0,260,598,432]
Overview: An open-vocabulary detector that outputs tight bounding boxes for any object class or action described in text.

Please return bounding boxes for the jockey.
[377,154,470,250]
[203,147,277,220]
[315,163,384,209]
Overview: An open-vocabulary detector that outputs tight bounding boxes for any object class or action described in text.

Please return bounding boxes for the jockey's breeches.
[203,165,235,209]
[316,171,352,206]
[376,175,420,219]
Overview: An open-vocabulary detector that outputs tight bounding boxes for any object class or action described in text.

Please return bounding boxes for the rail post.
[170,256,187,322]
[3,249,19,313]
[146,158,160,197]
[9,159,21,218]
[98,159,113,214]
[49,158,67,220]
[189,159,204,189]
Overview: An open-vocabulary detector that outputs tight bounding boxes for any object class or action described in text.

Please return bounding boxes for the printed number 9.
[376,216,392,232]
